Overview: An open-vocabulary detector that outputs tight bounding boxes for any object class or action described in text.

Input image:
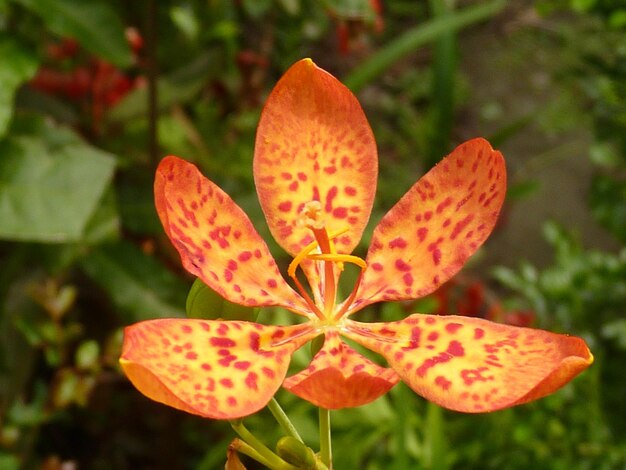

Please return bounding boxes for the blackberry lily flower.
[120,59,592,419]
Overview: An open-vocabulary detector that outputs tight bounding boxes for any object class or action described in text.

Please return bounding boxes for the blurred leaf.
[0,118,116,242]
[115,168,161,235]
[344,0,506,92]
[507,180,541,200]
[186,277,258,321]
[75,339,99,370]
[80,240,188,322]
[590,174,626,242]
[109,52,217,122]
[81,186,120,244]
[169,5,200,40]
[13,0,133,67]
[0,455,20,470]
[16,87,79,126]
[0,37,38,138]
[425,0,457,166]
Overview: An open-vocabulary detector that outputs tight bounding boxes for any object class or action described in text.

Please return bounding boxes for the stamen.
[307,253,366,270]
[288,228,350,278]
[287,226,367,321]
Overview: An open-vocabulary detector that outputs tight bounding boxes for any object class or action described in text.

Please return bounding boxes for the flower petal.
[343,314,593,412]
[156,156,309,315]
[283,330,399,409]
[351,138,505,312]
[254,58,378,256]
[120,319,318,419]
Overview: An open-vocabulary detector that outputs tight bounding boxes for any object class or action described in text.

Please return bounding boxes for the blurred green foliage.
[0,0,624,469]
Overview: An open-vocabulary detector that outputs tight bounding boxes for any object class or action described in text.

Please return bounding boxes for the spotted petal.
[254,58,378,257]
[283,330,399,409]
[120,319,318,419]
[351,138,505,313]
[343,314,593,412]
[156,156,309,315]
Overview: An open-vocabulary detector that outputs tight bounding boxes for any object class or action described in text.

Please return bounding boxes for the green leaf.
[343,0,506,92]
[14,0,133,67]
[0,37,38,138]
[186,277,258,322]
[0,118,116,242]
[80,240,188,322]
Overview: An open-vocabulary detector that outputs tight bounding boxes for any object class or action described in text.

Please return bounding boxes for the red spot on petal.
[234,361,251,370]
[271,329,285,340]
[220,378,233,388]
[345,186,357,196]
[403,273,413,286]
[450,214,475,240]
[445,323,463,334]
[262,367,275,379]
[210,337,236,348]
[238,251,252,262]
[249,332,260,352]
[278,201,292,212]
[447,340,465,357]
[333,207,348,218]
[227,396,237,406]
[417,227,428,242]
[432,249,442,266]
[181,325,193,334]
[395,259,411,272]
[435,375,452,391]
[372,262,383,271]
[325,186,338,212]
[245,372,259,390]
[474,328,485,340]
[185,351,197,360]
[389,237,408,249]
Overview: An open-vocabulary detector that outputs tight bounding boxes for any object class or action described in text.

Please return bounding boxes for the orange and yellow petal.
[351,138,505,313]
[155,156,309,315]
[283,330,399,409]
[343,314,592,413]
[120,319,318,419]
[254,58,378,257]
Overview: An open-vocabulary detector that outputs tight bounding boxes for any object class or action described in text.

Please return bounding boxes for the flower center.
[288,201,366,323]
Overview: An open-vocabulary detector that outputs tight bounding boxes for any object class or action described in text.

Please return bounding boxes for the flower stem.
[268,397,304,443]
[319,408,332,468]
[230,438,274,468]
[230,420,297,470]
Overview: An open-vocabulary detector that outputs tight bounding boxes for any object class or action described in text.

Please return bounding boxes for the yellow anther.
[307,253,366,270]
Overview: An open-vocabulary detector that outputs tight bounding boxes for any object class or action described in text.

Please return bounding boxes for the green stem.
[268,397,304,442]
[230,420,297,470]
[319,408,332,468]
[231,438,275,468]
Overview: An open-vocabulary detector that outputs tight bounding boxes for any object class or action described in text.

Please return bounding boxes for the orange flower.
[120,59,592,419]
